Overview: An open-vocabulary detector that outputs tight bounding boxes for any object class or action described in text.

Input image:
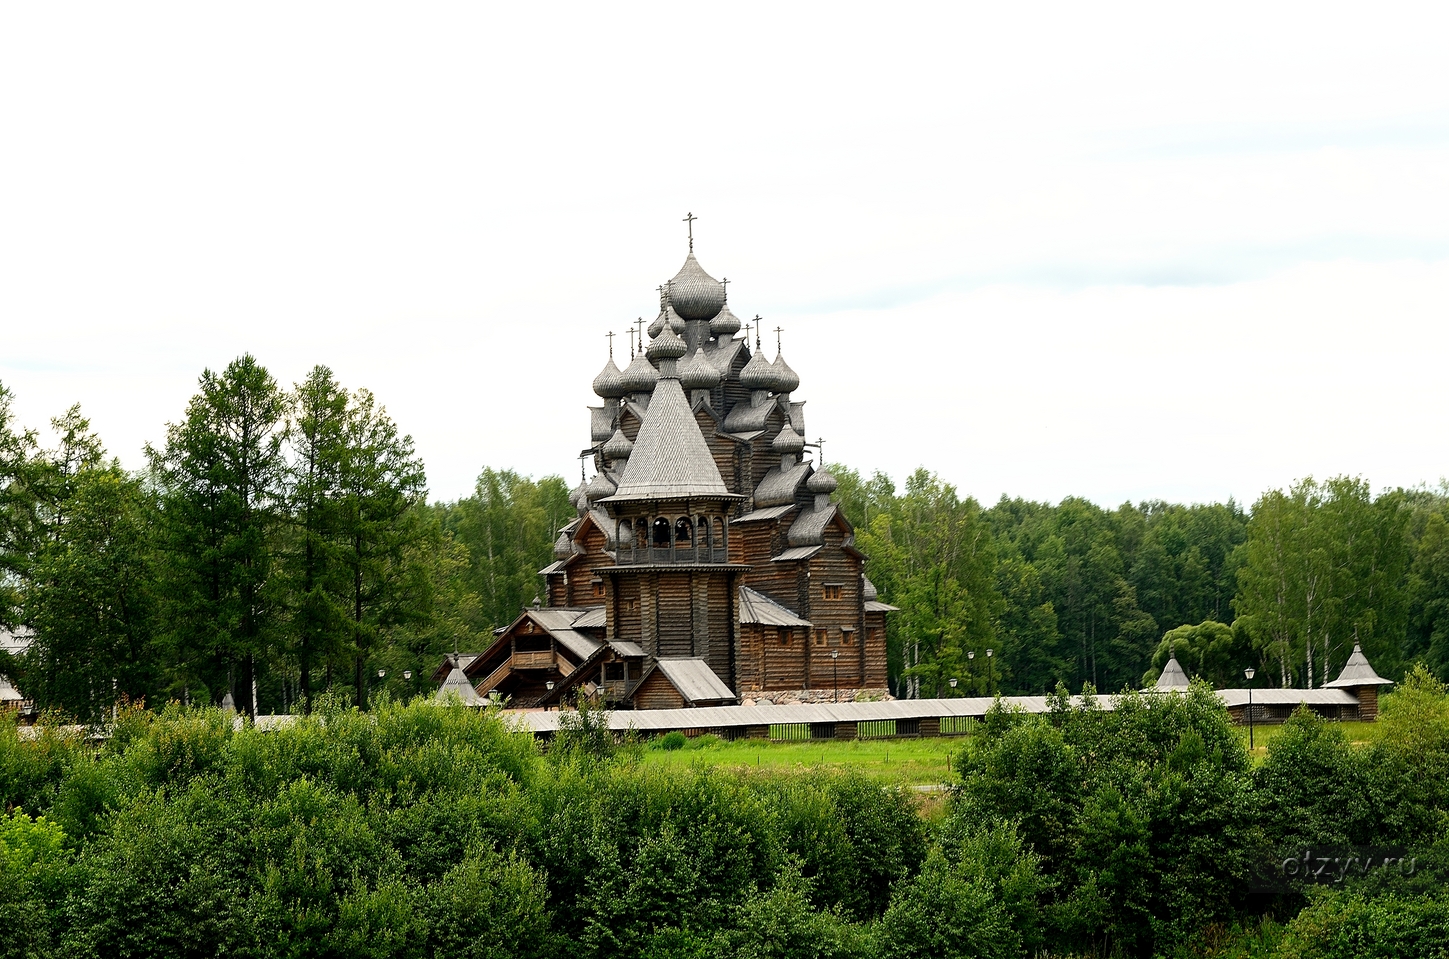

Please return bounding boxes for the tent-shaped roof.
[1326,644,1395,688]
[607,377,731,501]
[436,661,483,705]
[1154,655,1190,690]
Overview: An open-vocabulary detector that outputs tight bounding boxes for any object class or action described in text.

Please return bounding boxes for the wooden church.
[456,223,893,709]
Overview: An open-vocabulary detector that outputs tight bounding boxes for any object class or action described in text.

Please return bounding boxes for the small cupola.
[620,351,660,394]
[679,347,721,397]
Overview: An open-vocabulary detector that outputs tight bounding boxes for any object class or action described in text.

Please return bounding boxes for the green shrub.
[658,730,688,751]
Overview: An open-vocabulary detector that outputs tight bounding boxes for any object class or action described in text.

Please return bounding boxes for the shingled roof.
[1326,644,1395,688]
[607,377,731,501]
[1154,655,1191,690]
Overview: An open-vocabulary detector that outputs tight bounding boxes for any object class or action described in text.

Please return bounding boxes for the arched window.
[652,517,672,548]
[697,516,710,552]
[713,517,726,558]
[675,516,693,546]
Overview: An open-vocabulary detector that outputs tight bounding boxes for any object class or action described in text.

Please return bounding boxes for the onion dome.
[602,428,634,461]
[569,481,590,511]
[770,353,800,393]
[592,357,625,399]
[738,349,775,390]
[647,303,687,338]
[709,304,742,336]
[772,423,805,454]
[553,530,574,559]
[585,472,617,501]
[806,467,838,495]
[678,348,721,390]
[646,324,688,362]
[667,252,726,320]
[619,352,660,392]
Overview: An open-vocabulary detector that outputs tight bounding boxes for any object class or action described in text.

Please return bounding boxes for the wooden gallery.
[448,235,894,710]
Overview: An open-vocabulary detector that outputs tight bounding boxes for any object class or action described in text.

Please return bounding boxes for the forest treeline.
[4,355,1449,720]
[832,467,1449,697]
[5,674,1449,957]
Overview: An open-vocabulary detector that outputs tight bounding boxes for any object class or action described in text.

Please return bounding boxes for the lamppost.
[831,649,840,703]
[1244,667,1256,751]
[373,668,386,711]
[546,680,555,711]
[968,650,975,694]
[986,649,994,697]
[949,677,958,697]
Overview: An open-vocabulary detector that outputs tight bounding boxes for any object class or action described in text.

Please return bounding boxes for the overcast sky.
[4,3,1448,508]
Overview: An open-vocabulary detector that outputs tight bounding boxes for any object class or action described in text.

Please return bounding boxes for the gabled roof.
[864,600,900,613]
[607,378,731,501]
[738,587,812,627]
[610,640,646,657]
[647,658,737,705]
[755,460,812,507]
[721,398,778,434]
[552,630,603,661]
[1326,644,1395,687]
[788,503,840,546]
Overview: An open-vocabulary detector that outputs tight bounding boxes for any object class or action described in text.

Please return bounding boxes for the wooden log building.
[458,230,894,709]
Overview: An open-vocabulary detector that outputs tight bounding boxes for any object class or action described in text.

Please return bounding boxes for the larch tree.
[149,354,286,715]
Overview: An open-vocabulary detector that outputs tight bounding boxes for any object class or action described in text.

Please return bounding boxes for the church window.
[777,627,790,645]
[675,516,693,545]
[813,628,828,647]
[604,662,624,681]
[652,517,672,547]
[841,626,855,645]
[591,578,604,598]
[823,584,843,601]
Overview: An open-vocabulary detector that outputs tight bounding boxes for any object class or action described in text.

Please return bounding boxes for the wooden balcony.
[512,650,554,670]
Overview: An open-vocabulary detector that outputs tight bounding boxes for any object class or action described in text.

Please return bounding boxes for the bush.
[657,730,688,751]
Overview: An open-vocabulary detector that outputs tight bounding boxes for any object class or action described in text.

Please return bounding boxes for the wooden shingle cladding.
[518,243,894,709]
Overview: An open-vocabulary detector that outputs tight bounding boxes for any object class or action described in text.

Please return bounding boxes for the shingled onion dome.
[806,466,838,495]
[678,348,721,390]
[647,302,688,337]
[619,351,660,393]
[646,324,688,362]
[769,353,800,394]
[709,304,742,336]
[585,471,617,502]
[569,481,590,512]
[738,349,775,391]
[592,357,625,399]
[553,530,574,559]
[772,422,806,454]
[602,428,634,461]
[667,252,726,320]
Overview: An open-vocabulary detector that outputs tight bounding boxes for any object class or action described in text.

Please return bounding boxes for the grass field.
[634,734,965,788]
[1237,718,1381,761]
[628,718,1387,787]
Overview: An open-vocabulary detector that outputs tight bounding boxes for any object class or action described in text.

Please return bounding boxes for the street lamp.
[546,680,556,711]
[1244,667,1257,750]
[986,649,994,697]
[949,677,958,696]
[830,649,840,703]
[968,650,975,695]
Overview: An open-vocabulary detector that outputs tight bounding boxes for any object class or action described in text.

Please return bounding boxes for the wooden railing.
[512,651,554,669]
